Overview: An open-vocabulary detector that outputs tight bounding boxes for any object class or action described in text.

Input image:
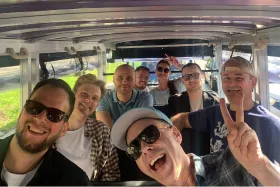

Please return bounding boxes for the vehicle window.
[0,57,20,136]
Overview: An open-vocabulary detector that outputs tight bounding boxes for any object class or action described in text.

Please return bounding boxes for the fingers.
[239,129,256,156]
[220,98,234,130]
[236,91,244,123]
[233,122,248,147]
[164,53,170,58]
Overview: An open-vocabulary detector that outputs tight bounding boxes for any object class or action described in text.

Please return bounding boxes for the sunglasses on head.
[24,100,69,123]
[157,67,170,73]
[126,125,170,160]
[182,72,200,81]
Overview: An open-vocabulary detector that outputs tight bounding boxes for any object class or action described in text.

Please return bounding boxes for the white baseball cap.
[111,106,173,151]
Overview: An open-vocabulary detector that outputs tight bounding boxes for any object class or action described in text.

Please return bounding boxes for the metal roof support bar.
[252,40,269,110]
[64,46,76,55]
[6,47,29,59]
[214,42,225,98]
[116,43,209,49]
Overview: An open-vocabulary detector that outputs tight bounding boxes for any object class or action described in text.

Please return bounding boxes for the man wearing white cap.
[171,56,280,164]
[111,102,280,186]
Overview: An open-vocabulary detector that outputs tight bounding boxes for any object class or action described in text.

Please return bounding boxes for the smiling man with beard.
[111,104,280,186]
[168,62,219,116]
[134,66,150,92]
[0,79,90,186]
[96,64,153,129]
[171,56,280,164]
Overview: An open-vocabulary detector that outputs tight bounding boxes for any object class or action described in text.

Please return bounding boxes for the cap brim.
[111,107,162,151]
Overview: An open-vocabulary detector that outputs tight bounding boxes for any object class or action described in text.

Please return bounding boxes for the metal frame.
[255,47,270,109]
[214,43,225,98]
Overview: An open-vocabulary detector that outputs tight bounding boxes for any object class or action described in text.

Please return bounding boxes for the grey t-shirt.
[149,88,170,105]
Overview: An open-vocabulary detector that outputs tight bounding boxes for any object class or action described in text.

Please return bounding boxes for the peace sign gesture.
[220,94,264,171]
[164,54,182,70]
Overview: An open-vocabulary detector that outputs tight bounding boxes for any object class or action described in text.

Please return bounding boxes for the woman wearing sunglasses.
[149,57,185,105]
[56,74,120,181]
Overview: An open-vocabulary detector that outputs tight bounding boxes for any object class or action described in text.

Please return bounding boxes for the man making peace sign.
[111,96,280,186]
[171,56,280,164]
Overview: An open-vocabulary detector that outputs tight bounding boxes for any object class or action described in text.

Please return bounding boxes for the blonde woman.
[56,74,120,181]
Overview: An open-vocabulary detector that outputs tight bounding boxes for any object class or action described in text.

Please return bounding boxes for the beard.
[16,124,60,154]
[188,84,202,93]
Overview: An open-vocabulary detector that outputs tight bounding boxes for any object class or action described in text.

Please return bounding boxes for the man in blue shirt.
[111,104,280,186]
[171,56,280,164]
[96,64,153,128]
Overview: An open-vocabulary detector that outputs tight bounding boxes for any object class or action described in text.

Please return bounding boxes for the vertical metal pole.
[252,47,259,103]
[20,56,32,109]
[31,52,40,90]
[214,43,225,98]
[97,50,107,82]
[256,47,270,110]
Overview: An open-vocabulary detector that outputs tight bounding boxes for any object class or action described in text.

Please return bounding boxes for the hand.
[219,94,265,171]
[164,54,182,70]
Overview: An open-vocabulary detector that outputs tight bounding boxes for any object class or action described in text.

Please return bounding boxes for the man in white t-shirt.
[0,79,90,186]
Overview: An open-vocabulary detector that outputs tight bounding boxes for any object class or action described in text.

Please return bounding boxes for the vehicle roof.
[0,0,280,47]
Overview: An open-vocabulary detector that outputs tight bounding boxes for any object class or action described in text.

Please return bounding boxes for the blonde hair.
[73,74,106,99]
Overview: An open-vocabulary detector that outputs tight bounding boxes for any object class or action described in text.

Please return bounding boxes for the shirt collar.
[193,154,206,177]
[113,89,138,103]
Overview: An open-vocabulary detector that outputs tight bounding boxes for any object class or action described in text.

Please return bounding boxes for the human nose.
[141,141,153,154]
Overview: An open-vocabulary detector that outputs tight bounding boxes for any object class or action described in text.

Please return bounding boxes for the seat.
[153,105,172,118]
[181,128,210,156]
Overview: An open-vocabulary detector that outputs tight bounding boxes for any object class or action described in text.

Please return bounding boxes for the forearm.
[170,112,191,131]
[96,111,113,129]
[251,157,280,186]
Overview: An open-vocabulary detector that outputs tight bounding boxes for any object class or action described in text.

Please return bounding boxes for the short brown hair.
[73,74,106,99]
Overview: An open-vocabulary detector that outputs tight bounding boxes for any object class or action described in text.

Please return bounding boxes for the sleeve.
[188,108,209,132]
[140,93,154,107]
[268,120,280,164]
[97,124,120,181]
[96,94,110,112]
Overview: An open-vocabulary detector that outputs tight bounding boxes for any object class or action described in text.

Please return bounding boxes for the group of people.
[0,54,280,186]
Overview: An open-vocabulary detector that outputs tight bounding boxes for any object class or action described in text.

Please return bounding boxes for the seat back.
[153,105,172,118]
[181,128,210,156]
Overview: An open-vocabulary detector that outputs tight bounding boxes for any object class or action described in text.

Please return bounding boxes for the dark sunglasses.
[182,72,200,81]
[157,67,170,73]
[126,125,168,160]
[24,100,69,123]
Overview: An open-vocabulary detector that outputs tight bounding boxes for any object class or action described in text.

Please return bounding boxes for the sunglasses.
[24,100,69,123]
[126,125,169,160]
[182,72,200,81]
[157,67,170,73]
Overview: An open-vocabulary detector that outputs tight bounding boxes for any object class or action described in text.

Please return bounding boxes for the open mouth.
[149,153,166,171]
[28,125,46,135]
[80,103,92,111]
[227,88,241,93]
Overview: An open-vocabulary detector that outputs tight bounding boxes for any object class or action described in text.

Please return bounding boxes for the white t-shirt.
[190,97,203,112]
[1,163,40,186]
[149,88,170,105]
[56,126,93,179]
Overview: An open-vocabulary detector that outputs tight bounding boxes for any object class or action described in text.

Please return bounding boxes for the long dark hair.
[156,60,178,96]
